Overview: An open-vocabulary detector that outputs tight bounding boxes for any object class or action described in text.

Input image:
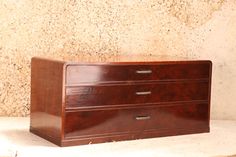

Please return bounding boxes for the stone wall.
[0,0,236,119]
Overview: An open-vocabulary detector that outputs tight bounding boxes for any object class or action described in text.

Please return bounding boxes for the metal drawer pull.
[135,91,151,95]
[136,116,151,120]
[136,70,152,74]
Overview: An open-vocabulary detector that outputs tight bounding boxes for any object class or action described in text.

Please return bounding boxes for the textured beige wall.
[0,0,236,119]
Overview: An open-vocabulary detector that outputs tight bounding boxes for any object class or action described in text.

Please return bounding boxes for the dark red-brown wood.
[66,63,210,85]
[65,81,209,108]
[64,103,209,139]
[30,58,65,146]
[30,57,212,147]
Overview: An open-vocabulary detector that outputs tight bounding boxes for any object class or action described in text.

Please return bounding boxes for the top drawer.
[65,62,211,85]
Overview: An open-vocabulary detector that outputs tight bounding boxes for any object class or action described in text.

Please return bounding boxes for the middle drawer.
[65,81,209,108]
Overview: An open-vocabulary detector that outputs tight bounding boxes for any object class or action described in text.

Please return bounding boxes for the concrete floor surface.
[0,117,236,157]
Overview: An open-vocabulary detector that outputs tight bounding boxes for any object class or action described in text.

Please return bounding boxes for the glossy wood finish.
[66,63,210,85]
[64,103,208,139]
[30,57,212,147]
[65,81,209,108]
[30,58,65,146]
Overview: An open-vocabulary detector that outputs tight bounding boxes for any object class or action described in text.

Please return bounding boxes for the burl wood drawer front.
[64,103,208,139]
[65,81,209,108]
[66,62,210,85]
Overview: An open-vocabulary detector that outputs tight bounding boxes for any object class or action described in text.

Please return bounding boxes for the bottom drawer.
[64,103,209,139]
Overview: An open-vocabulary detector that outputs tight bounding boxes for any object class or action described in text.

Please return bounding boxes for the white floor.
[0,118,236,157]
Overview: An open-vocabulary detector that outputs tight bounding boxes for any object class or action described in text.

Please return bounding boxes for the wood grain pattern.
[65,81,209,108]
[64,103,208,139]
[30,57,212,147]
[30,57,65,145]
[66,62,210,85]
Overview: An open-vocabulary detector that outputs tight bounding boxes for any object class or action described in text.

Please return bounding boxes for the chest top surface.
[33,55,211,65]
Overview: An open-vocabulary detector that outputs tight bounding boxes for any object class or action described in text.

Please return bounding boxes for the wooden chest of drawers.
[30,56,212,147]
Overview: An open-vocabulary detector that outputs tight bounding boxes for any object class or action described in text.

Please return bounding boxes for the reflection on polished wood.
[30,56,212,147]
[65,81,209,108]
